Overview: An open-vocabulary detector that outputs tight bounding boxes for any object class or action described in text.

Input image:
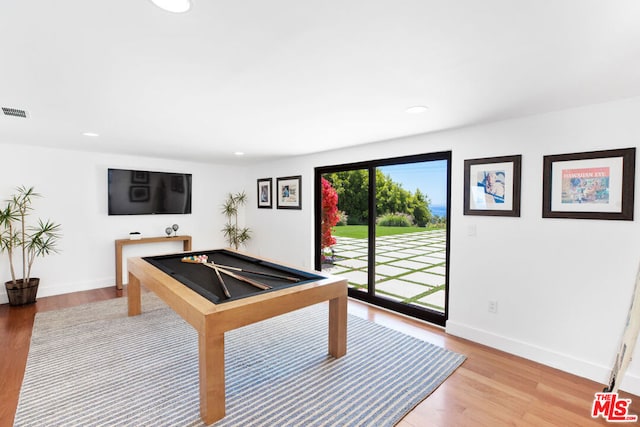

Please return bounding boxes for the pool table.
[127,249,348,424]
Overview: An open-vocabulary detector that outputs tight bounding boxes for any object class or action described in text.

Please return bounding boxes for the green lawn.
[332,225,445,239]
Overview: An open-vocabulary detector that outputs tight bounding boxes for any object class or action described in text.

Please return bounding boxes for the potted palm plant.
[221,191,251,250]
[0,186,62,305]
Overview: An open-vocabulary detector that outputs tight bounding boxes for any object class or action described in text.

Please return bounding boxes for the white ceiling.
[1,0,639,164]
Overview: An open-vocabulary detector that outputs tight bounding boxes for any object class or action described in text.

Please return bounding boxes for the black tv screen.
[108,168,192,215]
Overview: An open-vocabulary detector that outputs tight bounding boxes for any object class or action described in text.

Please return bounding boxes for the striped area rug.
[15,295,465,426]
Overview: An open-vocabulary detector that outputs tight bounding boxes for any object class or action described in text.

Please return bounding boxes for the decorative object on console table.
[0,186,62,305]
[276,175,302,209]
[114,235,192,290]
[129,232,142,240]
[165,227,173,237]
[221,191,251,250]
[542,147,635,220]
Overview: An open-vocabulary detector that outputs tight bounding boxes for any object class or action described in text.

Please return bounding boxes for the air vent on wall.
[2,107,29,118]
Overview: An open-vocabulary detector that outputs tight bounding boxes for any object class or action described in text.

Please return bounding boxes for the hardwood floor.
[1,287,637,426]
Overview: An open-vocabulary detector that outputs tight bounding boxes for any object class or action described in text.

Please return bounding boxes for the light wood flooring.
[1,287,637,426]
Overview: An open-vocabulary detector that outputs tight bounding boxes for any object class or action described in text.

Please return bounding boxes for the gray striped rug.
[15,295,465,426]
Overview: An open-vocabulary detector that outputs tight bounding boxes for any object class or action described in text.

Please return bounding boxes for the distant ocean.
[430,205,447,218]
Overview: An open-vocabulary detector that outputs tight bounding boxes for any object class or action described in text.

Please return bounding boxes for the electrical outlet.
[488,300,498,313]
[467,224,477,237]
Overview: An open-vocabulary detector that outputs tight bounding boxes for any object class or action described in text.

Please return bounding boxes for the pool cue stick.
[204,261,231,298]
[213,264,300,282]
[210,264,272,290]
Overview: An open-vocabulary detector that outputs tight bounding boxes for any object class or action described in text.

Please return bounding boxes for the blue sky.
[378,160,448,206]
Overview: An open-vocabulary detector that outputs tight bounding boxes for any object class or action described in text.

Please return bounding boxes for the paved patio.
[321,229,447,313]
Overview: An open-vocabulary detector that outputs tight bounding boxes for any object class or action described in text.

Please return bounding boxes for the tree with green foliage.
[376,169,411,214]
[324,170,369,224]
[410,188,432,227]
[324,170,433,227]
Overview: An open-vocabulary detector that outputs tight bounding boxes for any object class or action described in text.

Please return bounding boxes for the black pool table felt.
[143,249,325,304]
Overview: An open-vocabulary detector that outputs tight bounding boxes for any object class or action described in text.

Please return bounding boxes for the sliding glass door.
[315,152,450,326]
[318,168,370,297]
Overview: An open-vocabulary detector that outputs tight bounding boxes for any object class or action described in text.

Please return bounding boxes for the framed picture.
[464,155,522,217]
[171,175,185,193]
[129,186,150,202]
[131,170,149,184]
[542,147,635,220]
[257,178,272,209]
[276,175,302,209]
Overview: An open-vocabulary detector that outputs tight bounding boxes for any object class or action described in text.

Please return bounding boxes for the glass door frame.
[314,151,452,326]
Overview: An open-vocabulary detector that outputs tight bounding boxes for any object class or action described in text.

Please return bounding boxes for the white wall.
[244,96,640,394]
[1,97,638,394]
[0,144,244,302]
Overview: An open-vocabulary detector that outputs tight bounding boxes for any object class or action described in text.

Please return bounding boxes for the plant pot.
[5,278,40,306]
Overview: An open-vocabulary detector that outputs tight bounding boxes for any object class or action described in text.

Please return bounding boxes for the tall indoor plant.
[0,186,61,305]
[221,191,251,250]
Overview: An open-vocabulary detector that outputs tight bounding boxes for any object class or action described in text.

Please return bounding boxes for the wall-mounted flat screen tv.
[108,168,192,215]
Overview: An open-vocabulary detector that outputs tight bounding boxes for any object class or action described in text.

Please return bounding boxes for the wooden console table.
[115,235,192,289]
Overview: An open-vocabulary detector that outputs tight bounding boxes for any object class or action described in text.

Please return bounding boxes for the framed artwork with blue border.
[464,155,522,217]
[276,176,302,210]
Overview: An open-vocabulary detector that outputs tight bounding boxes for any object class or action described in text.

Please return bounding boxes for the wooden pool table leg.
[328,292,348,358]
[199,329,225,424]
[127,273,142,316]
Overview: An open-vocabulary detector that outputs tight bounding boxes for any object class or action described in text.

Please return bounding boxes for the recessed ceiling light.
[405,106,429,114]
[234,151,245,156]
[150,0,191,13]
[82,132,99,137]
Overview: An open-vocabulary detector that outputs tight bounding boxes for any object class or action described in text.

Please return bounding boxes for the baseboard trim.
[446,320,640,396]
[0,278,114,305]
